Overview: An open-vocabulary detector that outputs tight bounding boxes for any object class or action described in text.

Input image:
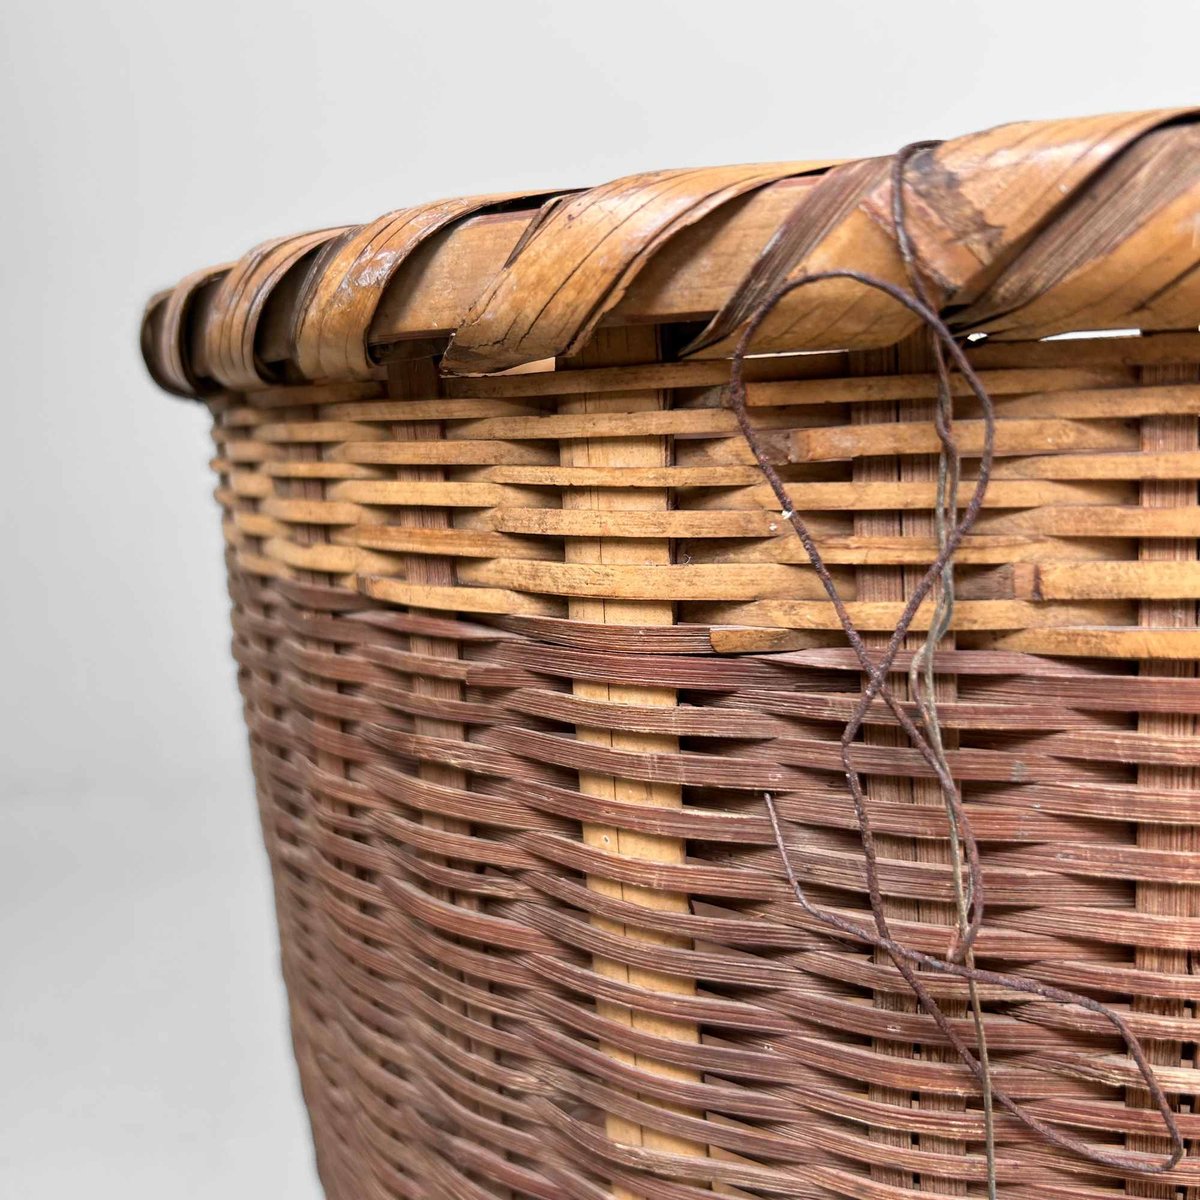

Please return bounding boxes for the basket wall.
[208,328,1200,1199]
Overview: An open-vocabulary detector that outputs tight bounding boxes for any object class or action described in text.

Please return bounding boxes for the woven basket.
[142,110,1200,1198]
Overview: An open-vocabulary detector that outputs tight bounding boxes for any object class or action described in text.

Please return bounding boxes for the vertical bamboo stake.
[1128,358,1198,1198]
[852,336,968,1195]
[385,357,509,1195]
[559,325,708,1182]
[291,390,362,1190]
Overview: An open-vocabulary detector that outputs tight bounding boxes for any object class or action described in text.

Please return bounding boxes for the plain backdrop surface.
[1,1,1196,1195]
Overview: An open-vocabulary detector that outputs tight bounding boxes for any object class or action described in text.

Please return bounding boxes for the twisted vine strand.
[725,247,1184,1178]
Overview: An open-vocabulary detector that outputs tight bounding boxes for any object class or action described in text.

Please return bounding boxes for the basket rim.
[141,107,1200,398]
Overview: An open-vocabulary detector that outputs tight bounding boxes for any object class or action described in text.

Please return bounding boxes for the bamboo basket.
[142,110,1200,1198]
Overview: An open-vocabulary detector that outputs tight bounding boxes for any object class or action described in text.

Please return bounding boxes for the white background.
[1,1,1196,1195]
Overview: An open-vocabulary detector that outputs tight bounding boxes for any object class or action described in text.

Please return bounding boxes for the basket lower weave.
[206,332,1199,1198]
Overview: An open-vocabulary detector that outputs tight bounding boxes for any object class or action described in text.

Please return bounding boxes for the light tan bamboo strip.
[485,457,1200,488]
[992,450,1200,480]
[485,465,762,488]
[318,398,542,421]
[987,627,1200,659]
[685,480,1119,511]
[256,420,386,443]
[229,512,283,539]
[343,525,555,561]
[685,382,1200,427]
[359,576,558,616]
[691,595,1121,632]
[977,508,1200,537]
[703,534,1108,566]
[789,417,1138,461]
[442,353,835,398]
[452,407,796,441]
[262,461,379,480]
[732,368,1134,407]
[988,384,1200,420]
[220,472,274,498]
[224,381,383,410]
[263,537,398,577]
[449,362,1124,402]
[330,481,542,508]
[229,548,287,580]
[330,440,555,466]
[456,559,840,601]
[1015,561,1200,600]
[330,457,1200,490]
[219,439,284,462]
[262,498,365,524]
[489,508,782,539]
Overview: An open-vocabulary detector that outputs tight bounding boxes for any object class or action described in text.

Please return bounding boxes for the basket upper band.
[142,108,1200,395]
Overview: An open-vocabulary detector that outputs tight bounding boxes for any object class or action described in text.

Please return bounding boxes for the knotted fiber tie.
[725,144,1185,1197]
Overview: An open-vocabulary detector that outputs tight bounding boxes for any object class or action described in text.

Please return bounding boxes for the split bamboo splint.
[143,109,1200,1199]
